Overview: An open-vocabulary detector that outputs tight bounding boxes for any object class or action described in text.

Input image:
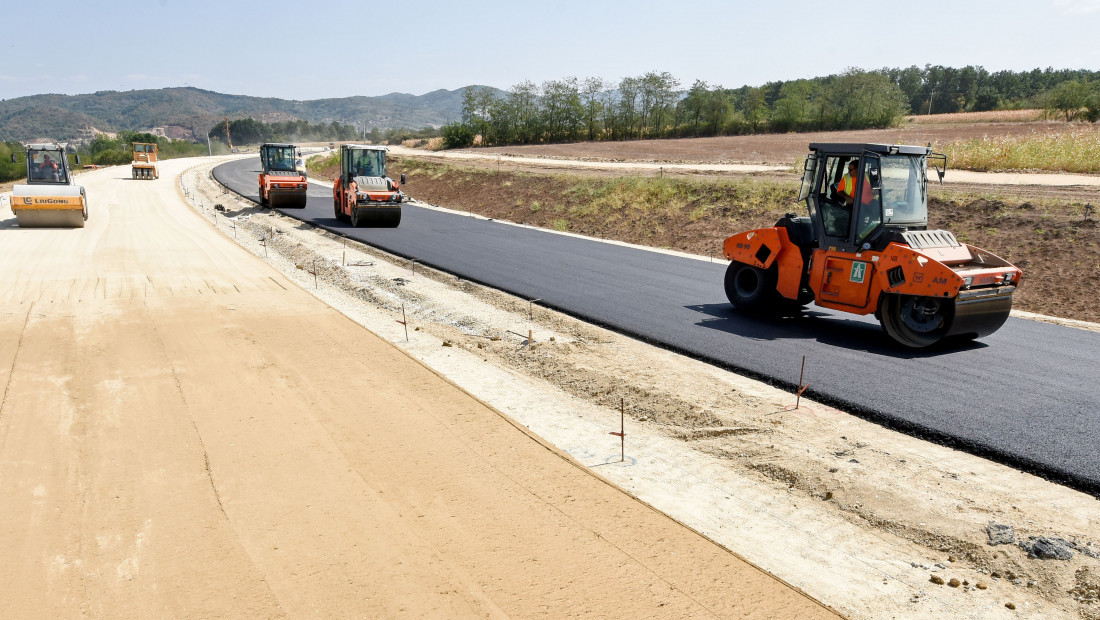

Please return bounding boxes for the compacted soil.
[0,159,839,619]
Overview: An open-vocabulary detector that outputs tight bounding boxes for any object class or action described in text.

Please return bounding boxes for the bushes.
[83,131,205,165]
[0,142,26,182]
[441,122,475,149]
[209,118,359,146]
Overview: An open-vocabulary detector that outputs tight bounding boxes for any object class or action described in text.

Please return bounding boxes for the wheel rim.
[734,267,763,299]
[900,297,947,333]
[881,295,953,348]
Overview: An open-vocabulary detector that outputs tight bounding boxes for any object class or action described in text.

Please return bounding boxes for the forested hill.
[0,86,499,143]
[4,65,1096,145]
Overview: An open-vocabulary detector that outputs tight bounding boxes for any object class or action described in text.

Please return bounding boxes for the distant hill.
[0,86,503,144]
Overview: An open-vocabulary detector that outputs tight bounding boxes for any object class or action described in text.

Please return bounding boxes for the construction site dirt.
[2,143,1098,619]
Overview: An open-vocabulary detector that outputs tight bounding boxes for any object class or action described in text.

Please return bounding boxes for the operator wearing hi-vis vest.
[836,160,871,206]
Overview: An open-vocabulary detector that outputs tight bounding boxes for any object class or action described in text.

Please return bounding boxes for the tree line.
[0,135,205,180]
[83,131,208,166]
[208,118,360,147]
[888,65,1100,115]
[443,65,1100,149]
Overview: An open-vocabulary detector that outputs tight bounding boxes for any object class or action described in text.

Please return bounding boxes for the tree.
[637,71,679,138]
[679,80,710,136]
[461,86,497,144]
[742,87,767,132]
[1045,80,1091,121]
[703,88,732,136]
[507,81,540,144]
[580,77,608,141]
[615,76,641,139]
[771,80,814,132]
[542,77,583,142]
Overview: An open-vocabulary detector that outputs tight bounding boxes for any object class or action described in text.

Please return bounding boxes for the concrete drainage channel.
[180,160,1097,620]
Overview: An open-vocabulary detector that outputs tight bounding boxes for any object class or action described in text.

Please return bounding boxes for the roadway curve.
[215,157,1100,497]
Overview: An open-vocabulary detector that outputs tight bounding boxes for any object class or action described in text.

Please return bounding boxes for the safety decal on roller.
[850,261,868,284]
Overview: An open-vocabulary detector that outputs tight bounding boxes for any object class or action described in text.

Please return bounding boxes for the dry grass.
[935,128,1100,173]
[399,138,444,150]
[905,109,1044,124]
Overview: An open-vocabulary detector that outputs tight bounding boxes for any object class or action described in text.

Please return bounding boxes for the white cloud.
[1054,0,1100,14]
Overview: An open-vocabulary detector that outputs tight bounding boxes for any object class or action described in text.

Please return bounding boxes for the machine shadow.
[686,303,988,359]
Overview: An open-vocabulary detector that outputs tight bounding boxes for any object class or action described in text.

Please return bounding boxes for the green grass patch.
[307,151,339,175]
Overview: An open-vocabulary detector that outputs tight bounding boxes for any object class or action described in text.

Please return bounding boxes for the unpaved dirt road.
[0,159,839,618]
[388,145,1100,189]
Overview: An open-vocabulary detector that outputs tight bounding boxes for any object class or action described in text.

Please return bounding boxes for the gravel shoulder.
[203,160,1100,619]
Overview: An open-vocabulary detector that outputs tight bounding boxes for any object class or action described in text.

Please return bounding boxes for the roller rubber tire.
[723,261,778,311]
[880,294,953,348]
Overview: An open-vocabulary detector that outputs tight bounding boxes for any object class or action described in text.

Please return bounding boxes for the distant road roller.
[332,144,404,227]
[722,143,1021,348]
[258,143,308,208]
[9,143,88,228]
[131,142,159,179]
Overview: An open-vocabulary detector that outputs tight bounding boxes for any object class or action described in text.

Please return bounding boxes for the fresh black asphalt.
[215,157,1100,496]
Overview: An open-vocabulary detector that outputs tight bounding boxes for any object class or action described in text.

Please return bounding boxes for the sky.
[2,0,1099,102]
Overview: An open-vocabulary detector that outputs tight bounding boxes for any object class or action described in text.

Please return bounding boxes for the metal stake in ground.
[528,298,541,344]
[397,303,409,341]
[796,355,810,409]
[609,398,625,462]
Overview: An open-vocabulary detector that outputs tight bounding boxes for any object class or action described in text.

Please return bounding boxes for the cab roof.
[808,143,932,156]
[261,143,297,148]
[342,144,388,151]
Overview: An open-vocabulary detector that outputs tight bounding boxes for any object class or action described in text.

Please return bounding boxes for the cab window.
[854,158,883,244]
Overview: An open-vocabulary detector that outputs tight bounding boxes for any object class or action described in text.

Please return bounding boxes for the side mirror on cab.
[400,173,406,185]
[75,153,82,166]
[10,153,16,164]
